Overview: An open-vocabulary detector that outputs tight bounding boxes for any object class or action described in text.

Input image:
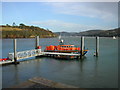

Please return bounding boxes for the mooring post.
[35,36,39,49]
[80,36,84,59]
[35,36,40,58]
[13,39,17,64]
[95,36,99,57]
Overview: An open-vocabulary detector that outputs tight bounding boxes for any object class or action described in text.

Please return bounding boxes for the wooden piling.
[96,36,99,57]
[13,39,17,64]
[35,36,39,49]
[80,36,84,59]
[35,36,40,58]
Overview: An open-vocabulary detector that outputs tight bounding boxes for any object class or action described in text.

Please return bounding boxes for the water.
[1,37,118,88]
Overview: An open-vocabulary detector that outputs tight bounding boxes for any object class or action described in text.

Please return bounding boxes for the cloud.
[45,2,118,22]
[30,20,113,32]
[28,2,118,32]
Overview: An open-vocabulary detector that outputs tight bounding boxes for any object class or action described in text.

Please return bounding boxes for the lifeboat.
[44,44,88,54]
[45,45,80,53]
[44,37,88,55]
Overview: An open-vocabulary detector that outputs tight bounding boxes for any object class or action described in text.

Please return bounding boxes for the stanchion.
[80,36,84,59]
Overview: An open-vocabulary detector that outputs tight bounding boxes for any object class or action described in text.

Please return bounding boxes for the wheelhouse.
[59,45,75,48]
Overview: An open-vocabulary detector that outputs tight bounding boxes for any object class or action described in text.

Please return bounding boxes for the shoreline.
[0,36,118,39]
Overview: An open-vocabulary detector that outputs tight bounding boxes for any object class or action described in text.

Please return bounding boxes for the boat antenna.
[58,33,64,45]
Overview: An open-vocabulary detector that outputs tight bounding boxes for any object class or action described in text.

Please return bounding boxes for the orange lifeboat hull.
[44,45,80,53]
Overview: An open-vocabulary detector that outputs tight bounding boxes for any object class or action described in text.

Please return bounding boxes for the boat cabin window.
[60,46,74,48]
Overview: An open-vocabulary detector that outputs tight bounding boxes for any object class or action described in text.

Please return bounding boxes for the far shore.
[0,36,118,39]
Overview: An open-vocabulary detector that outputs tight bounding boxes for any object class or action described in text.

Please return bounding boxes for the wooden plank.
[11,77,78,88]
[11,81,36,88]
[29,77,78,88]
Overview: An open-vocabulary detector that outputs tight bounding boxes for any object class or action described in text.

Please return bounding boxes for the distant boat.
[113,36,116,39]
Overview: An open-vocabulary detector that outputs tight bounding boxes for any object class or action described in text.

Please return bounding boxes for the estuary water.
[1,37,118,88]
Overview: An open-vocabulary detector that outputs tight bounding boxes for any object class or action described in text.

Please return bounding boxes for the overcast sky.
[2,2,118,32]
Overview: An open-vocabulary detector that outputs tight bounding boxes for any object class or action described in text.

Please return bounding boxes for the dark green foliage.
[6,24,11,27]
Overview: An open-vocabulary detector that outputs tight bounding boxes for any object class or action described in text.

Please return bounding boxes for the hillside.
[78,28,118,37]
[55,28,119,37]
[1,24,57,38]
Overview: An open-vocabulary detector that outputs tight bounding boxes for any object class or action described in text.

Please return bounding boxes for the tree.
[19,23,26,26]
[6,24,10,27]
[19,23,26,29]
[12,22,16,27]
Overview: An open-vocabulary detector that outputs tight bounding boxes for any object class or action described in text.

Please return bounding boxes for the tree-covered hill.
[78,28,119,37]
[1,23,57,38]
[55,28,119,37]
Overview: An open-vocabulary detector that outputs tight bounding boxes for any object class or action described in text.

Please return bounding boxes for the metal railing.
[8,49,42,60]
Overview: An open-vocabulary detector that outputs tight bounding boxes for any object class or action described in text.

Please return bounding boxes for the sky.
[1,2,118,32]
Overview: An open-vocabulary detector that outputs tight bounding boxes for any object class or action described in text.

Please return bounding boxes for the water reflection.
[79,59,84,72]
[14,65,20,84]
[34,58,42,75]
[94,57,99,74]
